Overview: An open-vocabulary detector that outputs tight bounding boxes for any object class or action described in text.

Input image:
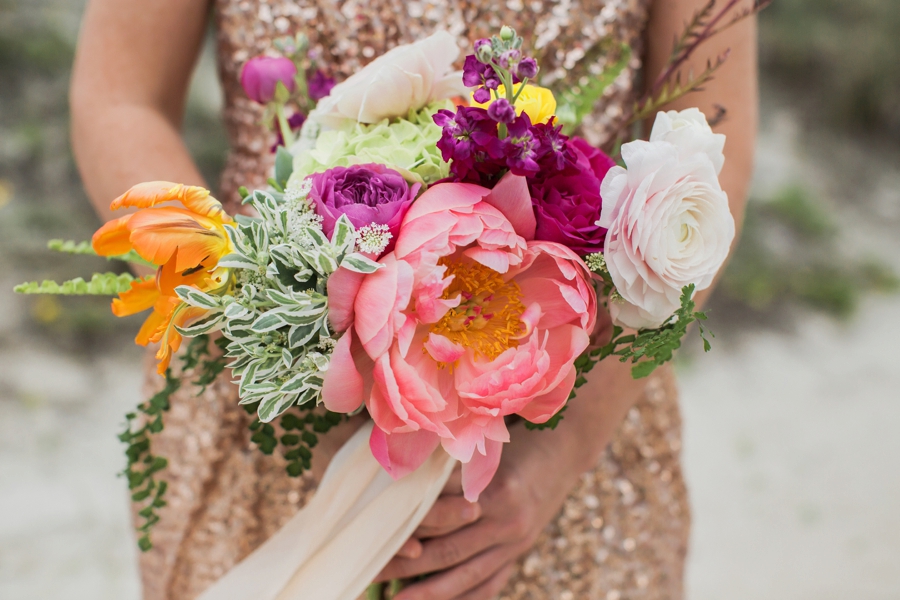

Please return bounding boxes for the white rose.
[309,31,467,129]
[650,108,726,175]
[597,139,735,329]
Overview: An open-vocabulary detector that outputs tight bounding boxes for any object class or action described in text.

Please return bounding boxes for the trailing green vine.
[118,333,229,551]
[246,400,346,477]
[119,369,178,552]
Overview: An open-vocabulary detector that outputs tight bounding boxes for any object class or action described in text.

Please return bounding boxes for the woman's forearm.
[69,0,211,221]
[547,1,759,474]
[71,101,207,221]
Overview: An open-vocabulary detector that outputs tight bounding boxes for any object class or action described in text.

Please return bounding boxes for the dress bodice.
[213,0,652,211]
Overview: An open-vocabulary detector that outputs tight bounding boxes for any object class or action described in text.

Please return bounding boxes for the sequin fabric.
[133,1,691,598]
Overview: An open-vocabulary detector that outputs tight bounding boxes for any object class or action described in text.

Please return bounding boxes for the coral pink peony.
[323,177,596,501]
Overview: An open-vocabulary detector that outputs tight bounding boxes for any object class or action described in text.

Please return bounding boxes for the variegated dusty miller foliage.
[174,183,382,423]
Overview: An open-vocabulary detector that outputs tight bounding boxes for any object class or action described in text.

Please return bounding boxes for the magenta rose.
[531,137,616,254]
[308,164,420,252]
[240,56,297,104]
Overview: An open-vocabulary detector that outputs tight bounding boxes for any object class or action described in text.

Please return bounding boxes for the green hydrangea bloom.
[291,102,452,187]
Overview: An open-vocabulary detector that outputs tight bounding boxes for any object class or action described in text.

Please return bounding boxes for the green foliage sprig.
[119,370,178,552]
[600,284,711,379]
[555,45,632,135]
[119,334,230,552]
[245,400,345,478]
[46,239,155,267]
[526,285,710,430]
[14,272,149,295]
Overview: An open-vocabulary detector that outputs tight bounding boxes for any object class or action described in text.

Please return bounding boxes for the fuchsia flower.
[240,56,297,104]
[531,137,616,254]
[322,174,596,501]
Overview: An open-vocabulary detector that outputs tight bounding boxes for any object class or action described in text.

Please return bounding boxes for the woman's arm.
[70,0,212,222]
[379,3,758,599]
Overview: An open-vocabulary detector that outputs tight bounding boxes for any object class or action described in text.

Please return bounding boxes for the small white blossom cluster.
[283,176,312,204]
[584,252,608,275]
[355,223,392,255]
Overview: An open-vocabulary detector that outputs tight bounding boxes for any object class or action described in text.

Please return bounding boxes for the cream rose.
[597,138,735,329]
[309,31,468,129]
[649,107,726,175]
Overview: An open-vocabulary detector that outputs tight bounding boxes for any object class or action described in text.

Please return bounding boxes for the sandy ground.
[1,49,899,600]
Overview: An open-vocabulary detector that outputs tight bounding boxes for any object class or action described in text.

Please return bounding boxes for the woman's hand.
[377,419,586,600]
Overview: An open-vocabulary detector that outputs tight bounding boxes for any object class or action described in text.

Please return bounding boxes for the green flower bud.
[499,26,515,41]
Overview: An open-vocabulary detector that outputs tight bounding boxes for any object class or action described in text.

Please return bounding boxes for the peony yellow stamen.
[430,259,525,361]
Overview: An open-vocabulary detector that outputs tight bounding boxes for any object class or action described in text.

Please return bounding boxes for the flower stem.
[274,103,294,148]
[366,583,383,600]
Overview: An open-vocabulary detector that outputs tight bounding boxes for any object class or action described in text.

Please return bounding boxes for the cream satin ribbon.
[197,421,456,600]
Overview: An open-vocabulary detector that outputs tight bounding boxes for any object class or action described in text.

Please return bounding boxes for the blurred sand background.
[1,1,898,598]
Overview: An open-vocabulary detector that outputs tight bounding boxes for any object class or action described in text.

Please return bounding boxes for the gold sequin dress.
[134,1,691,598]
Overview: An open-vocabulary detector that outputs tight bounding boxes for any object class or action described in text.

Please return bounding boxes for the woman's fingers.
[457,563,515,600]
[379,519,500,581]
[395,537,423,559]
[392,547,512,600]
[443,463,463,494]
[414,495,481,538]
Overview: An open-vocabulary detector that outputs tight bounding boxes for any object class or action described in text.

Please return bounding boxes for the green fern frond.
[14,272,149,296]
[48,239,155,267]
[556,45,632,135]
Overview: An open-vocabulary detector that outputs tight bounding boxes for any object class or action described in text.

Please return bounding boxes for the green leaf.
[174,286,221,309]
[175,312,224,337]
[250,311,288,333]
[340,253,383,274]
[14,272,149,296]
[275,146,295,188]
[258,394,294,423]
[218,253,259,270]
[630,360,659,379]
[331,214,356,259]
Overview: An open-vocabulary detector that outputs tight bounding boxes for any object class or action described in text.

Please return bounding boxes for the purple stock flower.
[503,114,541,176]
[532,119,576,173]
[517,57,539,80]
[308,69,336,102]
[240,56,297,104]
[462,54,501,91]
[472,87,492,104]
[433,106,505,179]
[462,55,487,87]
[487,98,516,124]
[308,164,420,253]
[497,49,521,69]
[530,137,616,254]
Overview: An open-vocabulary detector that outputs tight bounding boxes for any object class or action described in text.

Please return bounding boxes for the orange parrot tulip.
[92,182,234,374]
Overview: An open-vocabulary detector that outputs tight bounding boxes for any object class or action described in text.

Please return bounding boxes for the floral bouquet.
[16,5,761,597]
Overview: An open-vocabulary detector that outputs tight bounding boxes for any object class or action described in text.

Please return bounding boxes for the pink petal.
[424,333,466,363]
[463,246,512,273]
[400,182,488,224]
[515,364,576,423]
[370,426,441,480]
[461,438,504,502]
[321,327,365,413]
[482,172,536,240]
[326,267,365,333]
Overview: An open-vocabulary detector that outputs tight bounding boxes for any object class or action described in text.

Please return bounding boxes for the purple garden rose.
[240,56,297,104]
[308,164,420,253]
[531,137,616,254]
